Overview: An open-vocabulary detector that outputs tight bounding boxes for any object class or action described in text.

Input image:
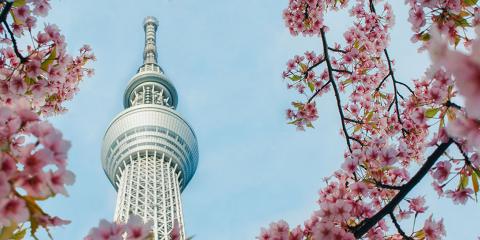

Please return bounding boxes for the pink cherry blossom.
[423,215,446,240]
[0,198,29,227]
[126,215,153,240]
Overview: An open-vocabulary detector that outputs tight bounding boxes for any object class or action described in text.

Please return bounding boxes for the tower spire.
[143,16,159,64]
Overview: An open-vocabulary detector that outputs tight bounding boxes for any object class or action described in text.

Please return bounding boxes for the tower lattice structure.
[101,16,199,240]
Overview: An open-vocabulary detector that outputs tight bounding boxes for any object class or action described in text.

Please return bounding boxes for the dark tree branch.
[333,68,352,74]
[0,1,12,23]
[3,21,27,63]
[394,80,415,95]
[375,73,391,92]
[328,46,347,54]
[307,80,331,103]
[374,180,403,190]
[320,28,355,153]
[445,100,462,110]
[389,212,413,240]
[384,49,403,127]
[352,139,454,238]
[344,117,363,124]
[369,0,406,135]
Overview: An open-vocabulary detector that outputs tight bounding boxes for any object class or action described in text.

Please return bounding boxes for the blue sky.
[30,0,480,239]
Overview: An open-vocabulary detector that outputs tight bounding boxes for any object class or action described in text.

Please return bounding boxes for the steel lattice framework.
[101,16,199,240]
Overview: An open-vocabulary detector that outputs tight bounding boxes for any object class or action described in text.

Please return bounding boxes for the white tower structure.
[101,16,199,240]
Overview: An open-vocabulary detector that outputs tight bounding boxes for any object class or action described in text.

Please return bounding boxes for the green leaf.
[292,102,304,108]
[353,124,362,133]
[342,78,352,86]
[25,77,36,85]
[11,229,26,240]
[425,108,440,118]
[473,167,480,181]
[299,63,308,72]
[13,0,27,7]
[306,121,314,128]
[472,171,479,194]
[464,0,478,6]
[40,46,57,71]
[460,174,469,189]
[287,119,301,125]
[365,111,373,123]
[455,17,470,27]
[289,75,302,81]
[419,33,431,41]
[308,82,315,92]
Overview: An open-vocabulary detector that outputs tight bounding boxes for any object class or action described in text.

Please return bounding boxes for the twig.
[3,21,27,63]
[307,80,331,103]
[390,212,413,240]
[328,47,347,54]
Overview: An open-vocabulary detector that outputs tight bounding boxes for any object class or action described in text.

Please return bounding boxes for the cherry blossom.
[261,0,480,239]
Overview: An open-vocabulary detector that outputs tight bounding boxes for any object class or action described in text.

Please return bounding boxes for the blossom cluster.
[406,0,480,47]
[0,0,95,115]
[264,0,480,239]
[0,0,95,238]
[84,216,184,240]
[84,215,153,240]
[0,101,73,235]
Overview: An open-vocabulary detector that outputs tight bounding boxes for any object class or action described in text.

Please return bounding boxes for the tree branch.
[389,212,413,240]
[352,139,454,238]
[328,46,347,54]
[0,1,12,23]
[445,100,462,110]
[394,80,415,95]
[320,28,355,153]
[307,80,331,103]
[333,68,352,74]
[3,21,27,63]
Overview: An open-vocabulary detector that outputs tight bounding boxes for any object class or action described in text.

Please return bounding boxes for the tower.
[101,16,199,240]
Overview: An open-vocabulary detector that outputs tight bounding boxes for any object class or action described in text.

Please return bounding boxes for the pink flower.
[25,56,42,78]
[170,220,181,240]
[0,197,29,227]
[84,219,125,240]
[47,169,75,196]
[423,215,446,240]
[17,172,51,198]
[341,158,358,173]
[125,215,152,240]
[270,220,289,239]
[380,146,398,166]
[32,0,51,17]
[446,188,473,204]
[409,196,427,213]
[257,228,272,240]
[38,215,71,227]
[289,225,304,240]
[432,161,451,183]
[447,116,480,151]
[350,182,368,196]
[312,221,334,239]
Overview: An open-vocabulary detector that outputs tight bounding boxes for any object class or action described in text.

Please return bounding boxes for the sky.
[28,0,480,239]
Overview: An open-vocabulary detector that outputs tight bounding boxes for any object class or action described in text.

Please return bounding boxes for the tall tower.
[101,16,199,240]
